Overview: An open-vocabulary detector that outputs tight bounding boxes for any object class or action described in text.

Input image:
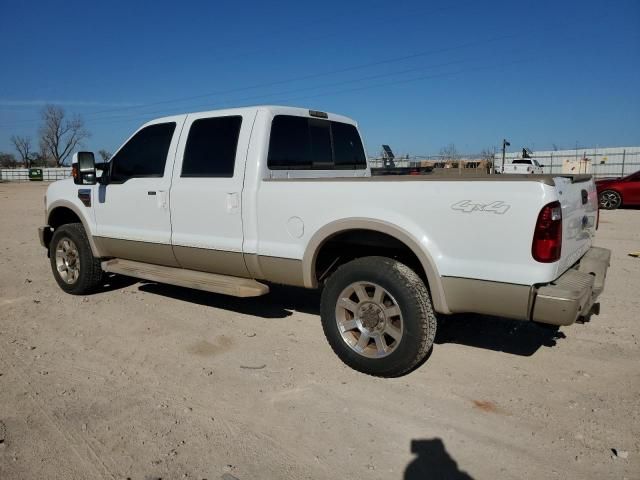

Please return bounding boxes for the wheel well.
[49,207,82,230]
[314,229,428,286]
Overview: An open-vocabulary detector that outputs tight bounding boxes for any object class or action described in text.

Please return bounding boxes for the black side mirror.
[72,151,96,185]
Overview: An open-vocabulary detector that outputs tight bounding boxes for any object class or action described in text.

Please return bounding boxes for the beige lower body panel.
[93,236,306,288]
[250,255,305,287]
[441,277,533,320]
[173,245,250,278]
[93,237,180,267]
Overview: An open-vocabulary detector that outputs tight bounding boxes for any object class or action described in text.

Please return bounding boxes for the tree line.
[0,105,111,169]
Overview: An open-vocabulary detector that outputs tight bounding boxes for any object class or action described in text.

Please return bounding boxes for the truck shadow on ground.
[113,278,564,357]
[434,313,566,357]
[136,281,321,319]
[405,438,474,480]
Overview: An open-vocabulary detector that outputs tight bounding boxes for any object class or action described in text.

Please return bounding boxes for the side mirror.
[72,151,96,185]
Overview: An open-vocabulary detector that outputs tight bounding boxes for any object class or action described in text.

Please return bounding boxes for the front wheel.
[320,256,436,377]
[599,190,621,210]
[49,223,104,294]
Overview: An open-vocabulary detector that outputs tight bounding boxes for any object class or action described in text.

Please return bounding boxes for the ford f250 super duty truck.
[39,106,610,377]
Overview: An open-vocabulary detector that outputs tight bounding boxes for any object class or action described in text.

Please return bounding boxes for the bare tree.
[39,105,90,166]
[481,147,496,173]
[98,149,112,162]
[439,143,459,161]
[10,135,33,167]
[0,152,18,168]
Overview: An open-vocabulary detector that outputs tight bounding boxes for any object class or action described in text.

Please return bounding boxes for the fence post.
[621,149,626,176]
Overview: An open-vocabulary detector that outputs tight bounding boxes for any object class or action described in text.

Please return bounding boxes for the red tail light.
[532,201,562,263]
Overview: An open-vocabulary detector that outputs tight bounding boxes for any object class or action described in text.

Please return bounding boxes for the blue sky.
[0,0,638,158]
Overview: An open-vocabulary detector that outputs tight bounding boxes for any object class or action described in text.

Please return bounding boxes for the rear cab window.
[181,116,243,177]
[267,115,366,171]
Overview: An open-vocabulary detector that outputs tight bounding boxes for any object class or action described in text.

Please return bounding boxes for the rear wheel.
[599,190,621,210]
[320,256,436,377]
[49,223,103,294]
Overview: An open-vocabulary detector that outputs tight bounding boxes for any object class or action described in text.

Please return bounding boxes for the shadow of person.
[405,438,473,480]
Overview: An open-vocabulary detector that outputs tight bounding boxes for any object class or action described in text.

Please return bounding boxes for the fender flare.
[47,200,104,257]
[302,218,450,314]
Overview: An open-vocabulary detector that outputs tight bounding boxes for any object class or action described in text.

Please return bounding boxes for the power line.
[0,18,575,130]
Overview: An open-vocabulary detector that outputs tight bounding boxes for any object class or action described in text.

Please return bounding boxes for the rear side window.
[267,115,366,170]
[110,122,176,183]
[181,116,242,177]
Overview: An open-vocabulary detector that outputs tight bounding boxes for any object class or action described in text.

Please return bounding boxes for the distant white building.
[500,146,640,178]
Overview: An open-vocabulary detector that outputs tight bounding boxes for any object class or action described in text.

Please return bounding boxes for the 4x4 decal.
[451,200,510,214]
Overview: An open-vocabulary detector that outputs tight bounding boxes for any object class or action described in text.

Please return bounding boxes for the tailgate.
[554,176,599,275]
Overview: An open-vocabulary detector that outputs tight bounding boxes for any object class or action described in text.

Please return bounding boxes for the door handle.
[147,191,157,196]
[156,190,168,209]
[226,192,239,212]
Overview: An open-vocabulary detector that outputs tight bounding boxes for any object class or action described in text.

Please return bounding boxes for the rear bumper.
[532,247,611,326]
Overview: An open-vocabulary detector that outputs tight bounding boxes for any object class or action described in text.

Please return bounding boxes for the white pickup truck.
[39,106,610,377]
[502,158,545,174]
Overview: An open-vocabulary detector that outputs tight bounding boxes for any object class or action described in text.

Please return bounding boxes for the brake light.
[532,201,562,262]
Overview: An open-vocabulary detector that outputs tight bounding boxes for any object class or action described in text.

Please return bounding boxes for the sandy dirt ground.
[0,182,638,480]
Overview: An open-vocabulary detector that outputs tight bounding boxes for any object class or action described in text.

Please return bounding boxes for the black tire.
[49,223,104,295]
[320,256,436,377]
[599,190,622,210]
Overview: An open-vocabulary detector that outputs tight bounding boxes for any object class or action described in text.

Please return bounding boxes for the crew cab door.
[169,109,256,277]
[94,117,185,266]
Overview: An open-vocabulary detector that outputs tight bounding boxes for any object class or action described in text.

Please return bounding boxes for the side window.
[267,115,311,169]
[332,121,366,169]
[267,115,366,170]
[110,122,176,183]
[181,116,242,177]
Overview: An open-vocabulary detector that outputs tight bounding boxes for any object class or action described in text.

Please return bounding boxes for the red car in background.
[596,170,640,209]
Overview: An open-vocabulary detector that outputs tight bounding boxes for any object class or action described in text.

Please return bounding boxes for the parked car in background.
[502,158,544,174]
[596,170,640,209]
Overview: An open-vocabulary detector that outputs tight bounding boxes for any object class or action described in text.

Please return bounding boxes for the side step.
[101,259,269,298]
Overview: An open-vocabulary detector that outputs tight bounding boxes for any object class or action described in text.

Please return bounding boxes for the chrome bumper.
[532,247,611,326]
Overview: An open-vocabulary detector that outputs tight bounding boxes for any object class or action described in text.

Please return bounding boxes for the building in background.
[501,146,640,178]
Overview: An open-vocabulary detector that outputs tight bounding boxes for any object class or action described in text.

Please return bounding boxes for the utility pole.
[501,139,510,173]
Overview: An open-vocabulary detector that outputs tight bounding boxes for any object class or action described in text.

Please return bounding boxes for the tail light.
[71,163,78,181]
[532,201,562,263]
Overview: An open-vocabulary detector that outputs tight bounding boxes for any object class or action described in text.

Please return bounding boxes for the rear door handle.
[226,192,239,213]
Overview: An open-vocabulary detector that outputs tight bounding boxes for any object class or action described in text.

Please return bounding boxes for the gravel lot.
[0,182,638,480]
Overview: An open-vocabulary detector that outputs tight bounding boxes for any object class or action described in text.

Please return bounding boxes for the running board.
[101,259,269,297]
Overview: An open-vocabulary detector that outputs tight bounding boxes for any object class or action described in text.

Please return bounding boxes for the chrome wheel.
[55,238,80,284]
[599,190,621,210]
[335,281,403,359]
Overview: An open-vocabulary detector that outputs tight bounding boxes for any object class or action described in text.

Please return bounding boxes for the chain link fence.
[370,148,640,179]
[1,168,72,182]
